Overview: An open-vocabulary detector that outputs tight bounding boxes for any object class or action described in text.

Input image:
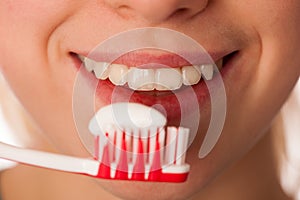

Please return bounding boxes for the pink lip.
[81,50,226,68]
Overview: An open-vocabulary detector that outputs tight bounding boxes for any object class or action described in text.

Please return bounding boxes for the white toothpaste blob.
[89,103,167,135]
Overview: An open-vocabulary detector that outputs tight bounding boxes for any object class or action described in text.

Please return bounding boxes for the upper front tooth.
[79,55,212,90]
[108,64,128,86]
[127,67,155,91]
[182,66,201,86]
[200,64,214,80]
[155,68,182,91]
[94,62,110,80]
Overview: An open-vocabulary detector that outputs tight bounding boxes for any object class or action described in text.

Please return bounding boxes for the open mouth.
[69,27,235,163]
[76,52,224,92]
[70,50,236,124]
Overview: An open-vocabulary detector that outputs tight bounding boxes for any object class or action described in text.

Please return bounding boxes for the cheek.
[0,1,54,111]
[0,0,79,71]
[0,1,56,75]
[233,0,300,114]
[0,1,88,155]
[253,2,300,97]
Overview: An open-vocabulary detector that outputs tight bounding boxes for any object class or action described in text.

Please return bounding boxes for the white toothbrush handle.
[0,142,99,176]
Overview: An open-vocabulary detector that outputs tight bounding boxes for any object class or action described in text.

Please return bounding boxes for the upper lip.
[76,50,229,68]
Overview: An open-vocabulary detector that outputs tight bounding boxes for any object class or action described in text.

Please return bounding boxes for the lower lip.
[71,53,236,125]
[95,79,209,125]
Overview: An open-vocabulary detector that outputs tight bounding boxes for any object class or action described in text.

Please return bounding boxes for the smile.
[68,26,242,136]
[77,53,223,91]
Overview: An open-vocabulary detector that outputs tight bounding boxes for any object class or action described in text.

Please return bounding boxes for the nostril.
[105,0,208,23]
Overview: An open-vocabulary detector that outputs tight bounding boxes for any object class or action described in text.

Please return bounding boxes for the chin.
[95,179,202,200]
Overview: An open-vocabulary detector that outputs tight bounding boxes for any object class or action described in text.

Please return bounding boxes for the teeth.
[128,68,155,91]
[200,64,214,80]
[182,66,201,86]
[82,57,97,72]
[79,55,220,91]
[108,64,128,86]
[94,62,110,80]
[155,68,182,90]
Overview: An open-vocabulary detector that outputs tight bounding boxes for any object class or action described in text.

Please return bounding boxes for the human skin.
[0,0,300,200]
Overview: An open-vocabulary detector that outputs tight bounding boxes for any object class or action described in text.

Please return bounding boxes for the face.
[0,0,300,199]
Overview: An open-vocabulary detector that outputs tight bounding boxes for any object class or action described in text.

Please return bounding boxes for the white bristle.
[128,163,134,179]
[140,128,149,163]
[132,128,139,165]
[125,129,133,162]
[144,164,151,180]
[95,136,100,160]
[95,133,108,162]
[110,162,117,178]
[158,128,166,162]
[107,130,115,163]
[165,127,178,165]
[148,127,157,166]
[115,129,123,164]
[98,126,189,166]
[175,127,189,165]
[94,125,190,181]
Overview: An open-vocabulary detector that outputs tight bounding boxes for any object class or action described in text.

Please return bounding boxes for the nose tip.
[106,0,208,23]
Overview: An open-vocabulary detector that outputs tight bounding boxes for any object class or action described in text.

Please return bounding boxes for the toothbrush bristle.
[114,132,126,179]
[98,145,111,179]
[165,127,177,165]
[131,137,145,180]
[148,137,162,181]
[94,136,100,160]
[94,126,190,183]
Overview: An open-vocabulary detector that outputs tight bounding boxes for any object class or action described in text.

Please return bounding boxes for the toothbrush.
[0,103,190,183]
[89,126,190,182]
